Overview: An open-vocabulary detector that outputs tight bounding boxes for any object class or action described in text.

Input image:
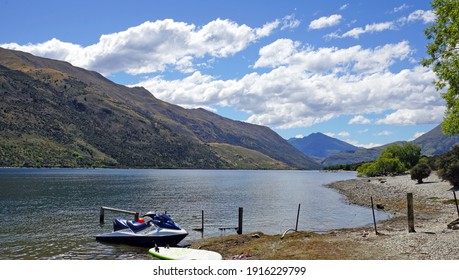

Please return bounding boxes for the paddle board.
[148,247,223,260]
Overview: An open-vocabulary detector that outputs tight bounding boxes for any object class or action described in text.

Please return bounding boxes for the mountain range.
[0,47,320,169]
[292,125,459,167]
[288,132,359,163]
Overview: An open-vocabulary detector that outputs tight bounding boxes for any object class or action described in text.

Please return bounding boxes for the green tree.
[357,144,421,177]
[422,0,459,135]
[410,163,432,184]
[436,145,459,187]
[380,143,421,169]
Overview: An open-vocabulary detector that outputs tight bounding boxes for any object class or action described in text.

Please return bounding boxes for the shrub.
[410,163,431,184]
[436,145,459,187]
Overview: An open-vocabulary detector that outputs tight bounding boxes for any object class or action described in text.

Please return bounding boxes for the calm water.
[0,168,390,259]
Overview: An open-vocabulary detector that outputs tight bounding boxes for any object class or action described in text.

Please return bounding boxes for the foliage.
[410,163,432,184]
[422,0,459,135]
[357,144,421,177]
[357,157,406,177]
[379,143,421,169]
[436,145,459,187]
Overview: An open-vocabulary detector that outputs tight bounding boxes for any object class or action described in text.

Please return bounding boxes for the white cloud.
[344,139,382,149]
[281,14,301,30]
[377,130,393,136]
[376,107,445,125]
[331,9,435,39]
[338,131,350,137]
[254,40,412,74]
[349,115,371,125]
[341,21,395,38]
[403,10,437,24]
[340,4,349,11]
[393,4,409,13]
[135,40,443,130]
[1,18,279,75]
[309,14,342,30]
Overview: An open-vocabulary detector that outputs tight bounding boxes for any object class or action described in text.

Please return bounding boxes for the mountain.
[0,47,321,169]
[288,132,359,162]
[412,124,459,156]
[322,141,407,167]
[323,124,459,166]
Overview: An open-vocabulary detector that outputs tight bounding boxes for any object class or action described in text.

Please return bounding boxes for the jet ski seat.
[127,220,149,233]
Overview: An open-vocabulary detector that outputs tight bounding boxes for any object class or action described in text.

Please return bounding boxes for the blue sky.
[0,0,442,148]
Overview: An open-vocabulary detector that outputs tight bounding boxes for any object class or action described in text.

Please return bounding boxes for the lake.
[0,168,390,259]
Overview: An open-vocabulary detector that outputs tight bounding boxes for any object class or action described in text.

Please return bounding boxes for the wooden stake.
[237,207,243,235]
[407,193,415,233]
[295,204,301,231]
[453,191,459,218]
[371,197,378,235]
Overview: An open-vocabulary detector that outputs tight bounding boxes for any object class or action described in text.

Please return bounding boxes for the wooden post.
[370,197,378,235]
[295,204,301,231]
[407,193,416,233]
[237,207,243,235]
[453,191,459,218]
[99,207,105,223]
[201,210,205,232]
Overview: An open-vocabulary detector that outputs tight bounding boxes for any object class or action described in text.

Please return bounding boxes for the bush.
[436,145,459,187]
[410,163,431,184]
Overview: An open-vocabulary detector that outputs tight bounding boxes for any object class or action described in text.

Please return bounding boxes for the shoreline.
[191,173,459,259]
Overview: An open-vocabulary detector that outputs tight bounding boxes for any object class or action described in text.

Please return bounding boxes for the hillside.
[323,124,459,166]
[412,124,459,156]
[288,132,359,161]
[0,47,320,169]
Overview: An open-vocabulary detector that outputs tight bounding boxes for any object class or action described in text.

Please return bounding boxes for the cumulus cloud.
[309,14,342,30]
[349,115,371,125]
[376,107,445,125]
[136,40,443,130]
[1,18,279,75]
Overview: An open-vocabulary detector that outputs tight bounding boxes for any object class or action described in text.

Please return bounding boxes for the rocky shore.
[192,173,459,259]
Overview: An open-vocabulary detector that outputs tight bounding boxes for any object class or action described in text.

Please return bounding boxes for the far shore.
[191,173,459,259]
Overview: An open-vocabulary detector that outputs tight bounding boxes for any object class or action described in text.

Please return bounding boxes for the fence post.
[370,197,378,235]
[453,191,459,218]
[100,207,105,223]
[295,204,301,231]
[407,193,415,233]
[201,210,205,232]
[237,207,243,235]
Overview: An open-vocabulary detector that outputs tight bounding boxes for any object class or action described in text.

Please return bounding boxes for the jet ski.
[96,211,188,247]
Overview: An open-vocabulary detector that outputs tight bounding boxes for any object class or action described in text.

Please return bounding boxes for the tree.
[410,163,432,184]
[356,144,421,177]
[436,145,459,187]
[380,143,421,169]
[422,0,459,135]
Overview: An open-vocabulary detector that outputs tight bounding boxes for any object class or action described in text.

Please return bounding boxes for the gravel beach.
[193,172,459,259]
[326,172,459,260]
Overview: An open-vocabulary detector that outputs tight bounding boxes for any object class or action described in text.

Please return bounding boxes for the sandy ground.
[191,173,459,260]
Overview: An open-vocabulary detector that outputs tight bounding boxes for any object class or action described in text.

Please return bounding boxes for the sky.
[0,0,442,148]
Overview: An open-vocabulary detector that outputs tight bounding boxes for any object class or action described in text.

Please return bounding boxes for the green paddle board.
[148,247,223,260]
